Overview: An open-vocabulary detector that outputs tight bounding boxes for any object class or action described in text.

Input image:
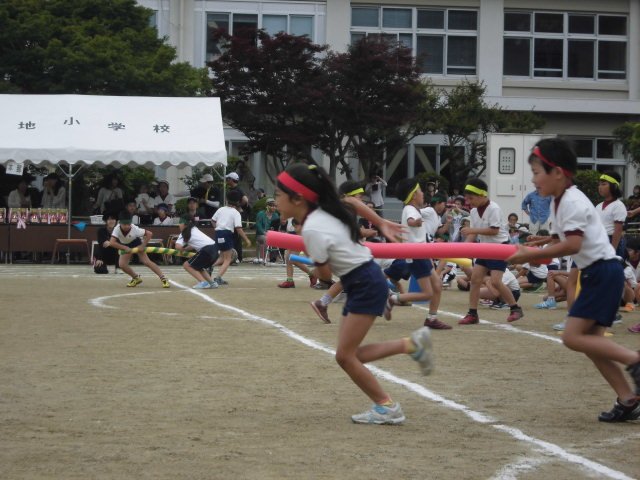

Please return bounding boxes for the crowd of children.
[91,137,640,425]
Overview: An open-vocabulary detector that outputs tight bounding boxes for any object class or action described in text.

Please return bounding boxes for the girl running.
[275,163,433,425]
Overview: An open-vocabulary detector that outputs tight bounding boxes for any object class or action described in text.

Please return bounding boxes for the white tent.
[0,94,227,237]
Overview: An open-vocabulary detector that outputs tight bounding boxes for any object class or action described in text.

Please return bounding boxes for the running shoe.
[126,276,142,287]
[410,327,434,375]
[193,281,211,289]
[490,302,509,310]
[598,399,640,422]
[208,281,219,289]
[161,277,170,288]
[310,300,331,324]
[459,313,479,325]
[506,306,524,322]
[628,323,640,333]
[553,321,566,331]
[479,299,493,307]
[535,298,557,309]
[278,280,295,288]
[313,280,332,290]
[351,403,405,425]
[214,277,229,285]
[423,318,452,330]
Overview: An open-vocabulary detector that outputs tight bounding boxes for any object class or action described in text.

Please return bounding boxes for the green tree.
[0,0,210,95]
[434,81,545,191]
[614,122,640,167]
[574,169,601,205]
[209,30,326,182]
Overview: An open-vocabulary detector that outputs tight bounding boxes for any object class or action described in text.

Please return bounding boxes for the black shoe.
[598,399,640,422]
[627,357,640,396]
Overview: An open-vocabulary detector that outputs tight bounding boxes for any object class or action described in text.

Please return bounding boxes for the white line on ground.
[89,291,161,309]
[170,279,635,480]
[489,455,551,480]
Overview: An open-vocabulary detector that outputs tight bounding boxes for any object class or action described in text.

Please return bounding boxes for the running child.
[174,217,220,289]
[211,190,252,285]
[459,178,524,324]
[276,164,432,425]
[108,212,169,288]
[507,137,640,422]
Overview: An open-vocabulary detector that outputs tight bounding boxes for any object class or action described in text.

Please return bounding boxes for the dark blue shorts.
[475,258,508,272]
[407,259,432,279]
[384,259,411,281]
[569,259,624,327]
[512,289,521,302]
[526,271,545,285]
[341,260,389,317]
[215,230,234,252]
[122,238,142,251]
[548,265,558,272]
[188,244,219,270]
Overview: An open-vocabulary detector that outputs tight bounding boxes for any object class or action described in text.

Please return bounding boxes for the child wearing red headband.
[508,137,640,422]
[276,163,432,425]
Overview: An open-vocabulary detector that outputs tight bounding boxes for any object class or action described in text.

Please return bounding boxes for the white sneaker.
[410,327,434,375]
[553,321,566,331]
[351,403,405,425]
[193,281,211,289]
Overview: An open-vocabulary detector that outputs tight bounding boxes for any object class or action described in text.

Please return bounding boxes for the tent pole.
[57,163,82,263]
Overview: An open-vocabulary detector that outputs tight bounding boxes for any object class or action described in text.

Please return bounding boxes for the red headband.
[532,146,573,178]
[277,171,319,204]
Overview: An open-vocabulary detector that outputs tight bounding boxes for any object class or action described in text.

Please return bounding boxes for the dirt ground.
[0,263,639,480]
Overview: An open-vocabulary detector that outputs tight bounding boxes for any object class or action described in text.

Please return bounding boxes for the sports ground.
[1,263,638,479]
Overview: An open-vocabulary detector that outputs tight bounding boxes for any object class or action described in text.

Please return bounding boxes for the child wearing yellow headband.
[596,171,627,260]
[459,177,524,324]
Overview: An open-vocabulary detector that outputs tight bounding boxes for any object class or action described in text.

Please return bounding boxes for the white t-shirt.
[365,180,386,208]
[469,201,509,243]
[212,206,242,232]
[550,186,616,269]
[420,206,442,240]
[595,199,627,236]
[153,216,174,226]
[623,264,637,289]
[402,205,426,243]
[135,193,154,213]
[302,208,372,278]
[522,262,548,280]
[502,269,520,291]
[111,223,146,244]
[154,194,176,213]
[176,226,215,251]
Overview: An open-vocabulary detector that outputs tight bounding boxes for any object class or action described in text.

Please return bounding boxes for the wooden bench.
[51,239,91,264]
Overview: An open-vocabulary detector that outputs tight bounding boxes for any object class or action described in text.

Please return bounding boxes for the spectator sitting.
[153,180,175,215]
[8,177,34,208]
[135,184,154,223]
[125,200,141,225]
[515,259,548,290]
[93,174,124,214]
[153,203,174,226]
[41,173,66,208]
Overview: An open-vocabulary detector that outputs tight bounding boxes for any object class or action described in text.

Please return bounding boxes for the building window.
[206,12,313,62]
[351,7,478,76]
[503,11,627,80]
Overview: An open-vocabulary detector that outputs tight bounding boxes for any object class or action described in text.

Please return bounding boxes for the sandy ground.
[0,263,639,480]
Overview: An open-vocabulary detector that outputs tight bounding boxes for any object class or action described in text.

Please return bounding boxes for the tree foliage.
[209,30,326,182]
[434,80,545,190]
[0,0,210,95]
[614,122,640,168]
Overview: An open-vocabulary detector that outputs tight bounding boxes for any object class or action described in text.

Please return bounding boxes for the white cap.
[226,172,240,182]
[200,174,214,182]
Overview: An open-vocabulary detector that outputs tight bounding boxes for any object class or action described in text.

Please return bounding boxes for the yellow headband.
[404,183,420,205]
[346,187,364,197]
[464,184,487,196]
[600,174,619,186]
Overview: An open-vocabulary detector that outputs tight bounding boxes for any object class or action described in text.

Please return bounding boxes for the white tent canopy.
[0,94,227,168]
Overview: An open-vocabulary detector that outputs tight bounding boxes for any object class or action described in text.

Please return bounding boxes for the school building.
[137,0,640,216]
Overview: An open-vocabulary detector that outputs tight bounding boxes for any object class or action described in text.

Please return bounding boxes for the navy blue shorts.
[122,238,142,251]
[512,289,521,302]
[384,259,411,281]
[526,271,545,285]
[341,260,389,317]
[569,259,624,327]
[188,244,219,270]
[547,265,558,272]
[407,259,432,279]
[215,230,234,252]
[475,258,508,272]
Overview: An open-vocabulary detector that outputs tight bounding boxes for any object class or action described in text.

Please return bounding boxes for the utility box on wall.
[481,133,553,221]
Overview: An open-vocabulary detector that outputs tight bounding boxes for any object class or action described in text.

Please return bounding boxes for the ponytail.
[277,163,361,243]
[181,220,198,245]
